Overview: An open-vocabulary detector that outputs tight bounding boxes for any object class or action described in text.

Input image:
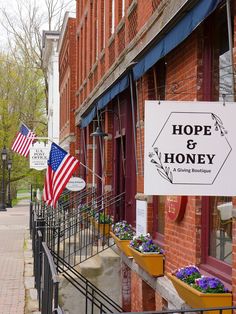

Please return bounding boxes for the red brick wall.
[131,270,157,311]
[75,0,159,112]
[59,17,76,153]
[121,263,131,312]
[74,0,236,311]
[131,271,143,312]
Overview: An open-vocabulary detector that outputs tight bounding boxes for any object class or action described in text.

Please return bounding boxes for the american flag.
[11,124,36,157]
[43,142,80,207]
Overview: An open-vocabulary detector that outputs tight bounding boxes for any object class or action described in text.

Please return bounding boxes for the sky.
[0,0,75,50]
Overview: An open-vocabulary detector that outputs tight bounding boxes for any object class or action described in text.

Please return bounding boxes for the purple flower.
[174,265,201,284]
[112,221,135,240]
[193,276,228,293]
[129,234,164,254]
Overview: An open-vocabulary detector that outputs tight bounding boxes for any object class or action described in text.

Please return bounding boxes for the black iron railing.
[41,243,60,314]
[52,251,123,313]
[32,220,62,313]
[118,306,236,314]
[31,197,236,314]
[44,191,125,266]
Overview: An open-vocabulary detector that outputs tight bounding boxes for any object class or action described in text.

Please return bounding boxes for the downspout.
[226,0,235,99]
[129,72,138,175]
[92,121,96,188]
[135,80,144,175]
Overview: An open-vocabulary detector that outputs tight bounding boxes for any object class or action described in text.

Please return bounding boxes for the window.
[122,0,125,17]
[101,0,105,49]
[201,7,233,283]
[118,0,125,20]
[153,196,165,246]
[111,0,115,35]
[201,196,232,283]
[209,197,232,264]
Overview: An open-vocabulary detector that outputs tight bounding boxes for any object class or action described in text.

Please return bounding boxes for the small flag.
[11,124,36,157]
[43,142,80,207]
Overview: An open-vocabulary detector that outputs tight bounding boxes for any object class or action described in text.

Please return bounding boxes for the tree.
[0,0,75,192]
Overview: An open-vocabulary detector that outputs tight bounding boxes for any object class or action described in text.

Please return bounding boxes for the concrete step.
[77,255,102,277]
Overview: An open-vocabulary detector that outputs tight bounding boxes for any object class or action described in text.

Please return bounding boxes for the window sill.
[200,263,232,291]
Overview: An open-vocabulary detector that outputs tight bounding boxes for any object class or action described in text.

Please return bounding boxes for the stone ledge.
[111,245,190,310]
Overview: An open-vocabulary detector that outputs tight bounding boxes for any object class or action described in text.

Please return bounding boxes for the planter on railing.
[94,221,111,235]
[129,246,164,276]
[167,273,232,314]
[110,221,135,257]
[110,231,133,257]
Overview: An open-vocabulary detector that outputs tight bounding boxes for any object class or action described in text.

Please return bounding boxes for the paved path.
[0,199,30,314]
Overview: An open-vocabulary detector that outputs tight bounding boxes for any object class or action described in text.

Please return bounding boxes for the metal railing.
[41,243,60,314]
[31,198,236,314]
[45,191,125,266]
[52,251,123,313]
[31,189,125,313]
[32,220,62,313]
[117,306,236,314]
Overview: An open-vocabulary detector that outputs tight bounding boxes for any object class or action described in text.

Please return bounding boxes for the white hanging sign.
[66,177,86,191]
[136,200,147,236]
[30,142,50,170]
[144,101,236,196]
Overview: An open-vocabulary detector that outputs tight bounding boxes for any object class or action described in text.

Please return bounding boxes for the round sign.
[166,196,187,222]
[66,177,86,191]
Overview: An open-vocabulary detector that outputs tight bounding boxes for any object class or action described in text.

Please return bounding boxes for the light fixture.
[7,158,12,170]
[90,126,108,138]
[1,146,7,161]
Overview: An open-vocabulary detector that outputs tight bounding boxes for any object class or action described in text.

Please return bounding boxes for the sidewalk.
[0,199,33,313]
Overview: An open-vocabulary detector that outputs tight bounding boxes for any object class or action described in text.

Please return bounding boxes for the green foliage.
[0,53,46,188]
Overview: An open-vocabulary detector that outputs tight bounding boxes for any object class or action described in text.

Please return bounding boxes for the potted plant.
[94,212,113,235]
[167,265,232,313]
[78,204,91,228]
[110,221,135,257]
[129,234,164,276]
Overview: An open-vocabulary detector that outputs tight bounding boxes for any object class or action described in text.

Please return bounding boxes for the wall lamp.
[90,125,108,138]
[90,109,119,138]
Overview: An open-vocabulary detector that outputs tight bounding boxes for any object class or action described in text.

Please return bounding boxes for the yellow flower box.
[110,231,133,257]
[129,246,164,277]
[94,221,111,235]
[167,273,232,314]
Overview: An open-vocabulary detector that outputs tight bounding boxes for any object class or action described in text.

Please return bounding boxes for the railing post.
[30,201,33,238]
[35,231,43,309]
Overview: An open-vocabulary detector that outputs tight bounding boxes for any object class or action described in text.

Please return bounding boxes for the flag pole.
[79,162,103,182]
[29,139,103,181]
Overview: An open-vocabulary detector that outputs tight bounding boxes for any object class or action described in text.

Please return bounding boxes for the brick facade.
[59,15,76,155]
[71,0,236,311]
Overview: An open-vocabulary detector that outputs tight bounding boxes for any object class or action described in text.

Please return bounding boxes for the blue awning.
[80,74,129,128]
[97,75,129,110]
[132,0,221,81]
[80,106,97,128]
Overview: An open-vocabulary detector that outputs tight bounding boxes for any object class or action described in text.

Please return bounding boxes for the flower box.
[110,231,133,257]
[94,221,111,235]
[129,246,164,277]
[167,273,232,314]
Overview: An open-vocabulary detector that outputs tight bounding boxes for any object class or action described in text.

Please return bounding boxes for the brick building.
[58,12,77,155]
[60,0,236,311]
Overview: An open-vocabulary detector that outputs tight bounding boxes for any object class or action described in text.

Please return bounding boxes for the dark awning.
[80,75,129,128]
[132,0,221,80]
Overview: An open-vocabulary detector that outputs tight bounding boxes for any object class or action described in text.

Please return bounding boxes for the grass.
[17,189,30,194]
[12,196,30,207]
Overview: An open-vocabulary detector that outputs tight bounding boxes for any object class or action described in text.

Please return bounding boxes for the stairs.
[32,189,125,313]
